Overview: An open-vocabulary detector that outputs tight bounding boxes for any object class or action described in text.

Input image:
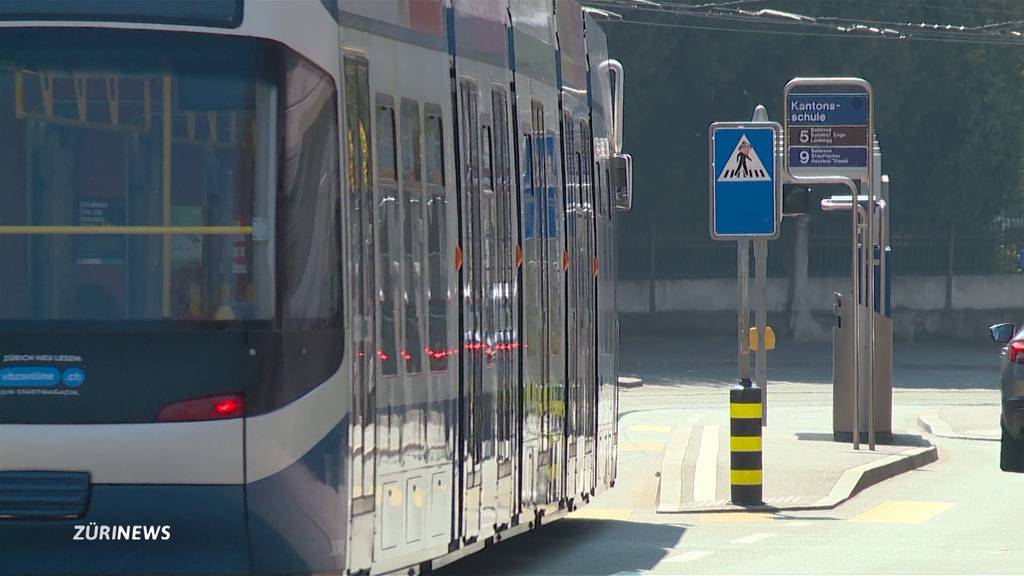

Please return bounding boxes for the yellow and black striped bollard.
[730,383,763,505]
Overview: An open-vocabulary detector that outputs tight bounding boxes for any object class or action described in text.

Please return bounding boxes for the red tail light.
[1010,341,1024,364]
[158,394,245,422]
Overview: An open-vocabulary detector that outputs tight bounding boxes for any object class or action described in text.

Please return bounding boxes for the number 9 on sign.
[798,150,810,164]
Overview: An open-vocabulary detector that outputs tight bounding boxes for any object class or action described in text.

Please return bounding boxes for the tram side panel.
[584,14,620,494]
[556,0,599,506]
[451,0,519,545]
[338,2,459,572]
[510,0,568,515]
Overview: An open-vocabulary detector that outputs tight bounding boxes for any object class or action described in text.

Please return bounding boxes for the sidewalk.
[655,404,937,513]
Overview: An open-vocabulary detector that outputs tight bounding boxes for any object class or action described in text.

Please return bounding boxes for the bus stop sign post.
[783,77,875,451]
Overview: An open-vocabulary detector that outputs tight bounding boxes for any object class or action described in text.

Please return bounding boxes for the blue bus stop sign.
[709,122,781,240]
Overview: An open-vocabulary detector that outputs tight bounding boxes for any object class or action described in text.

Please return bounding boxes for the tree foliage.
[607,0,1024,251]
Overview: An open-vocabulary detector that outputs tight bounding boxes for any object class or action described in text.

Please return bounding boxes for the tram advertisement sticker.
[0,354,86,397]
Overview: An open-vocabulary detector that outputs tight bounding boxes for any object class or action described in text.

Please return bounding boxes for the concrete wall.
[619,274,1024,314]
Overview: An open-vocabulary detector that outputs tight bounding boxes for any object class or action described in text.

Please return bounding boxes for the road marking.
[569,508,633,521]
[697,512,773,523]
[662,550,715,564]
[619,442,666,452]
[850,501,955,524]
[781,521,813,527]
[766,496,802,505]
[692,498,730,508]
[629,424,672,434]
[656,425,694,512]
[731,532,776,544]
[692,425,720,502]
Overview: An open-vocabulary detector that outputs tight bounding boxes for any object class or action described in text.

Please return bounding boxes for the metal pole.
[851,186,860,451]
[785,174,861,450]
[749,103,769,420]
[865,144,876,451]
[755,238,767,424]
[738,239,751,384]
[868,136,882,451]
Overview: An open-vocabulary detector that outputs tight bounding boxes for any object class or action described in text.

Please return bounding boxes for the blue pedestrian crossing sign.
[709,122,781,240]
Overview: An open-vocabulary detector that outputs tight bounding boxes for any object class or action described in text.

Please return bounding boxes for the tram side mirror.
[782,185,812,217]
[990,323,1016,344]
[611,153,633,212]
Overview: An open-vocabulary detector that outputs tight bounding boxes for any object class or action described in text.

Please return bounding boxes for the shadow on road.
[437,518,686,575]
[794,432,931,447]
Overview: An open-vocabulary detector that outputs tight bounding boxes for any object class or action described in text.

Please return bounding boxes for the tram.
[0,1,633,574]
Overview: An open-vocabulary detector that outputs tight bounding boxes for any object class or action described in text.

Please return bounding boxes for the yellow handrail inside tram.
[0,226,253,235]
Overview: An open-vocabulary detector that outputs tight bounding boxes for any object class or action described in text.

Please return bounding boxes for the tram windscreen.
[0,31,277,324]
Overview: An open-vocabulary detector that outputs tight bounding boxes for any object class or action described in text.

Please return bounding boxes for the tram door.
[489,88,518,529]
[578,119,597,499]
[457,79,498,542]
[534,101,565,507]
[563,113,580,500]
[344,55,377,570]
[564,114,595,502]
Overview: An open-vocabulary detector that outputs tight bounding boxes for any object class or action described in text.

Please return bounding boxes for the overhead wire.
[585,0,1024,45]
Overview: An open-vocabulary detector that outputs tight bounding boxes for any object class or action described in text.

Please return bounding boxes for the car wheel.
[1000,424,1024,472]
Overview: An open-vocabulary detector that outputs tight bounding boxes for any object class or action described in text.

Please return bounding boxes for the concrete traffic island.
[655,414,938,514]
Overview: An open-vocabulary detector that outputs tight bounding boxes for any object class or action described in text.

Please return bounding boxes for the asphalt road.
[439,338,1019,575]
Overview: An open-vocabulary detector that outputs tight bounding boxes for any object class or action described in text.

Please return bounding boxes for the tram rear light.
[158,394,245,422]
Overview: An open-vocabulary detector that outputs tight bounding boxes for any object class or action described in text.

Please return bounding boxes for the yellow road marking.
[619,442,666,452]
[850,501,955,524]
[570,508,633,521]
[629,424,672,434]
[697,512,773,523]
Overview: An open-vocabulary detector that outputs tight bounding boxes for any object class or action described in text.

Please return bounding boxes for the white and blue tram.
[0,1,633,574]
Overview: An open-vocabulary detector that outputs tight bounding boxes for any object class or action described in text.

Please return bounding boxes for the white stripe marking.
[663,550,715,564]
[732,532,776,544]
[692,425,720,503]
[782,521,813,528]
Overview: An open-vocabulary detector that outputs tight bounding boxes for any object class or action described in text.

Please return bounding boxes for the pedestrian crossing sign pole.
[709,114,782,507]
[709,121,781,240]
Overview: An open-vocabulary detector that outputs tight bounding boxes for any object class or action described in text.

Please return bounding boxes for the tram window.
[481,123,496,371]
[523,134,535,240]
[425,114,445,187]
[344,54,375,501]
[400,98,424,374]
[376,99,399,376]
[425,112,449,372]
[481,125,493,192]
[377,103,398,182]
[0,35,279,324]
[281,54,341,328]
[491,88,512,458]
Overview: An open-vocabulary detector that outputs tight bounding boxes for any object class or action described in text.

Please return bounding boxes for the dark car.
[989,323,1024,471]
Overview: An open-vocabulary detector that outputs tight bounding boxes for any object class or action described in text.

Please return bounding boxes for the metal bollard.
[730,383,763,505]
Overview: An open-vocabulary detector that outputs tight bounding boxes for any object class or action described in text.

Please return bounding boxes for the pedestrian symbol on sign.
[718,135,770,182]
